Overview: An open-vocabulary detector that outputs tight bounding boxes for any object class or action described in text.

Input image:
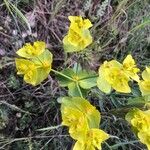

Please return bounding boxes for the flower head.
[68,16,92,33]
[63,16,93,52]
[15,58,36,75]
[126,108,150,132]
[15,42,53,86]
[16,41,46,58]
[138,131,150,150]
[123,55,140,82]
[24,70,37,86]
[73,129,109,150]
[97,60,130,93]
[139,67,150,96]
[126,108,150,149]
[61,97,109,150]
[62,107,88,140]
[97,55,139,94]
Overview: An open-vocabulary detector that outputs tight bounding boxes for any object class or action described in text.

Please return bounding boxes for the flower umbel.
[138,131,150,150]
[97,60,130,93]
[139,67,150,96]
[61,97,109,150]
[62,107,88,140]
[123,54,140,82]
[73,129,109,150]
[16,41,46,58]
[126,108,150,150]
[97,55,140,94]
[63,16,93,52]
[15,41,53,86]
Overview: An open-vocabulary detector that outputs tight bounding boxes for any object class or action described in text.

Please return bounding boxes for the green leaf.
[57,69,75,87]
[61,69,76,77]
[79,76,97,89]
[68,82,80,97]
[77,70,94,79]
[77,69,98,89]
[56,69,75,85]
[68,83,87,97]
[57,75,72,87]
[57,65,97,97]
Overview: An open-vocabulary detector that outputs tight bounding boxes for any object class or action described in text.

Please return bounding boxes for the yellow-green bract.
[97,54,140,94]
[61,97,109,150]
[139,66,150,96]
[15,41,53,86]
[63,16,93,52]
[126,108,150,150]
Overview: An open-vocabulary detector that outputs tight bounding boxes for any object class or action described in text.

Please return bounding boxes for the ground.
[0,0,150,150]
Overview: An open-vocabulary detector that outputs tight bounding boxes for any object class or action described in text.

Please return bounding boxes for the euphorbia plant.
[14,16,150,150]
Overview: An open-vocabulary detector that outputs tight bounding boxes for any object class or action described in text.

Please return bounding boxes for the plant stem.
[51,69,74,81]
[51,69,84,98]
[76,82,83,98]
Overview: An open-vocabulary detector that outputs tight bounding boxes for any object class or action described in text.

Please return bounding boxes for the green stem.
[76,82,83,98]
[51,69,74,81]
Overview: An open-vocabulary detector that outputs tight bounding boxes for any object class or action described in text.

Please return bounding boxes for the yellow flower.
[15,42,53,86]
[126,108,150,132]
[97,55,140,94]
[16,41,46,58]
[97,60,131,93]
[126,108,150,150]
[123,55,140,82]
[68,16,92,33]
[15,58,36,75]
[73,129,109,150]
[61,97,100,129]
[24,70,37,86]
[61,97,109,149]
[63,16,93,52]
[131,112,150,132]
[139,67,150,96]
[61,107,88,140]
[138,131,150,150]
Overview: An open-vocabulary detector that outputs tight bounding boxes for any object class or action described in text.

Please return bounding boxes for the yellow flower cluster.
[63,16,93,52]
[126,108,150,150]
[15,41,53,86]
[61,97,109,150]
[139,67,150,97]
[97,55,140,93]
